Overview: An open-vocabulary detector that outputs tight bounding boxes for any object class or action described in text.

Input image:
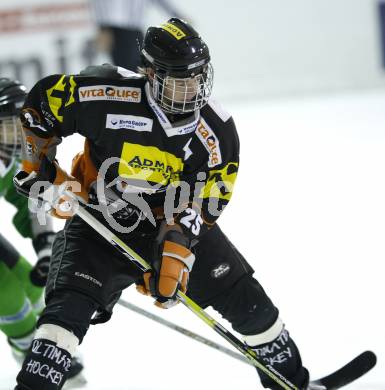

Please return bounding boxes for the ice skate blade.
[64,373,87,389]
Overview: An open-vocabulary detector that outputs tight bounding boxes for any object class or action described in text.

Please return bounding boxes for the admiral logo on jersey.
[78,85,141,103]
[119,143,183,187]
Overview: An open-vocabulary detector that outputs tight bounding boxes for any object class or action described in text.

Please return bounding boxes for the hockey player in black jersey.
[13,18,315,390]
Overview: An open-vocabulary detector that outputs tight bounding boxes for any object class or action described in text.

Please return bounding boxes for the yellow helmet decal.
[160,22,186,40]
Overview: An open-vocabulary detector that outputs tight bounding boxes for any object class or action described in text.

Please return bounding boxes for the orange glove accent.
[139,239,195,309]
[136,283,151,297]
[144,254,188,297]
[49,162,89,219]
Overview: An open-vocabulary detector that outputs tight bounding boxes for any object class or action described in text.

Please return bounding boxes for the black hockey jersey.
[20,64,239,239]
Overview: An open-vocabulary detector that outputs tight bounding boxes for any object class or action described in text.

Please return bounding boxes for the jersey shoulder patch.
[79,63,123,79]
[116,66,143,79]
[207,98,231,123]
[79,64,145,81]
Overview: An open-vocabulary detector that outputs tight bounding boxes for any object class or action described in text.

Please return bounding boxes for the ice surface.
[1,91,384,389]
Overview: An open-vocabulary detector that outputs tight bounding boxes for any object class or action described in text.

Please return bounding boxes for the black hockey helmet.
[0,78,27,117]
[141,18,211,76]
[141,18,213,114]
[0,78,27,160]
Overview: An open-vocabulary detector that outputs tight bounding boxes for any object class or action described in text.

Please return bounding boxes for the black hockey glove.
[90,309,112,325]
[13,156,57,199]
[14,157,88,219]
[136,227,195,309]
[30,232,55,287]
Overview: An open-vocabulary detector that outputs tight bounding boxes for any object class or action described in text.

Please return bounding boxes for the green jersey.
[0,158,34,238]
[0,159,46,344]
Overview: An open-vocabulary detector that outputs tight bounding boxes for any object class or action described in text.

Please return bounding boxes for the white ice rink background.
[1,91,384,389]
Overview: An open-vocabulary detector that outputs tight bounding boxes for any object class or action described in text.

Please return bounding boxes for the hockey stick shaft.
[69,195,298,390]
[118,298,251,365]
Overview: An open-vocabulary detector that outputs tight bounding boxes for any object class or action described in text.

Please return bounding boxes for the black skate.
[64,356,87,389]
[67,356,83,379]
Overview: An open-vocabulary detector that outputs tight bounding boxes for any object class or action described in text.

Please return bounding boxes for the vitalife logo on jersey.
[106,114,153,132]
[195,119,222,167]
[78,85,141,103]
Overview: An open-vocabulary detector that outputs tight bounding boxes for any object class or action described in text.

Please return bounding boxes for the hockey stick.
[115,301,377,389]
[63,192,298,390]
[118,298,251,365]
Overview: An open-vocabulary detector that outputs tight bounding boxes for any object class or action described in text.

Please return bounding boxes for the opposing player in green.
[0,78,83,380]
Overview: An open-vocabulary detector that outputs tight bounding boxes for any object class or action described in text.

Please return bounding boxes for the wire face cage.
[152,63,214,114]
[0,116,22,160]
